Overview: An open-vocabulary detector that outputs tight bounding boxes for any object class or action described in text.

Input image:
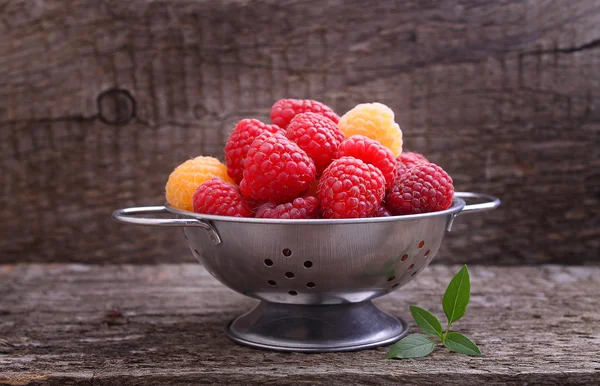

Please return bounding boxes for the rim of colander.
[165,197,466,225]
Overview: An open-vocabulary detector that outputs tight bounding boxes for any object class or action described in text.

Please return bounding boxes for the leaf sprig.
[386,265,481,359]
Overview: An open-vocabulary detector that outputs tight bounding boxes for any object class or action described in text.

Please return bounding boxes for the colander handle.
[455,192,501,214]
[112,206,221,245]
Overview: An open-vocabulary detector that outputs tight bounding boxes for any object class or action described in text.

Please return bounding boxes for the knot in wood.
[97,88,136,126]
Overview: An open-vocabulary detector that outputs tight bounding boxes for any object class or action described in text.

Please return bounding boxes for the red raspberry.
[337,135,397,189]
[192,178,252,217]
[373,206,392,217]
[286,112,345,175]
[256,196,320,219]
[240,133,316,203]
[385,163,454,215]
[318,157,385,219]
[365,163,387,209]
[397,152,429,168]
[271,99,340,129]
[225,119,283,184]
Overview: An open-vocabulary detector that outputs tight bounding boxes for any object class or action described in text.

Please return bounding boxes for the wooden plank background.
[0,0,598,264]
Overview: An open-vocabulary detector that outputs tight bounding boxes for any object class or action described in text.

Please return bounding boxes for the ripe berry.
[256,196,320,219]
[386,163,454,215]
[225,119,283,184]
[286,112,345,175]
[338,102,403,157]
[318,157,385,218]
[240,133,316,203]
[192,178,252,217]
[397,152,429,168]
[372,206,392,217]
[337,135,397,189]
[271,99,340,129]
[165,156,233,212]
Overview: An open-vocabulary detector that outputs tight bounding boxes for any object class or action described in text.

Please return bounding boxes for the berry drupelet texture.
[318,156,386,219]
[270,99,340,129]
[240,132,316,203]
[337,135,397,189]
[192,177,252,217]
[385,163,454,215]
[286,112,345,175]
[255,196,320,219]
[225,119,284,184]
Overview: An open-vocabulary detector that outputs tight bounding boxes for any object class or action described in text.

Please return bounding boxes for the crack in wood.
[523,38,600,56]
[0,115,98,126]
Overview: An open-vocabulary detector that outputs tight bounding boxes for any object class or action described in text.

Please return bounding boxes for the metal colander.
[113,191,499,352]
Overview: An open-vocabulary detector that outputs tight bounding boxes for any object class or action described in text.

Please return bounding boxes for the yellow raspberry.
[338,103,403,157]
[165,156,233,212]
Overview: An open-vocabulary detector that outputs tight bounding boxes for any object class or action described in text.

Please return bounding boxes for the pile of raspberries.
[192,99,453,219]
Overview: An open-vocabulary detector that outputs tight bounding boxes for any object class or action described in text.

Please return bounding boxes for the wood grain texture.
[1,264,599,385]
[1,0,599,264]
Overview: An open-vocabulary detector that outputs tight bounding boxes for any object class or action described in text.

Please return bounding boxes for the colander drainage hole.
[264,259,273,267]
[267,280,276,286]
[424,250,430,256]
[285,272,295,279]
[418,240,425,248]
[282,248,292,257]
[194,249,200,256]
[303,261,313,268]
[387,276,396,282]
[411,271,418,276]
[400,254,408,261]
[408,264,415,270]
[392,283,399,289]
[306,282,315,288]
[288,290,298,296]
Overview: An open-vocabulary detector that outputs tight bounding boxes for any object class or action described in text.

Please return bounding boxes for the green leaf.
[386,334,436,359]
[410,306,443,337]
[442,265,470,325]
[443,332,482,356]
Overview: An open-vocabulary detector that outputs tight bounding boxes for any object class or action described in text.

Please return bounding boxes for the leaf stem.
[443,323,451,341]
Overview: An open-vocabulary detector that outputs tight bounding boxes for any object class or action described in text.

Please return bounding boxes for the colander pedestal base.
[226,300,408,353]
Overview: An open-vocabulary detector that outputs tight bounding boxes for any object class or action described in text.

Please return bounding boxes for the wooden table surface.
[1,264,599,385]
